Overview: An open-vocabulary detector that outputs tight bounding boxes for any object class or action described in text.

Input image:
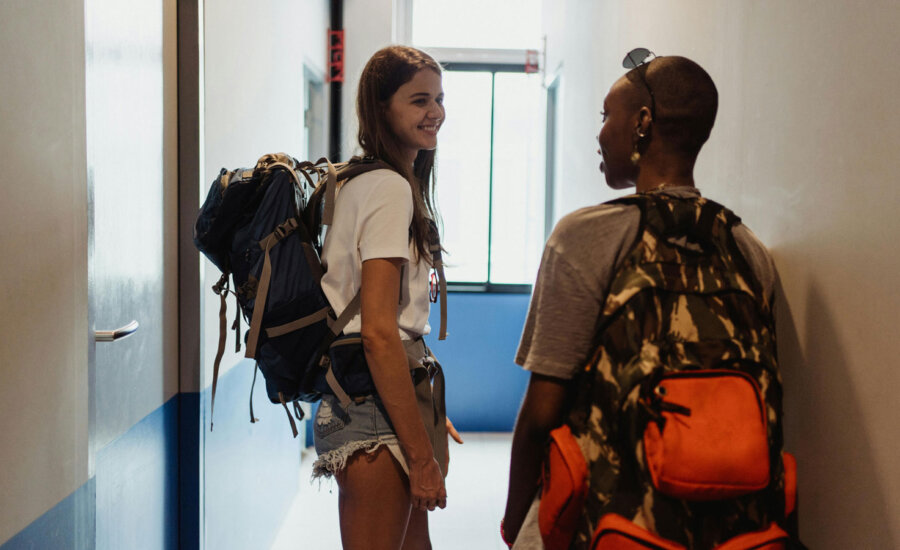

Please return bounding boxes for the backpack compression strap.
[320,291,363,408]
[322,159,339,226]
[245,217,304,358]
[430,232,448,340]
[209,273,231,431]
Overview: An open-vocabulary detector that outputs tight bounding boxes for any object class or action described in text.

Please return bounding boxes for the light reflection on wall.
[412,0,543,50]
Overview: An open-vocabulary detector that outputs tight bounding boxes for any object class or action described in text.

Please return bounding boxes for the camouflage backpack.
[566,193,786,549]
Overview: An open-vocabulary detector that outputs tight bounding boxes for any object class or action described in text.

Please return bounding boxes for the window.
[303,66,326,161]
[545,75,560,240]
[412,0,545,291]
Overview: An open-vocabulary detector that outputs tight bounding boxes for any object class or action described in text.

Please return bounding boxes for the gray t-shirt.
[516,186,777,380]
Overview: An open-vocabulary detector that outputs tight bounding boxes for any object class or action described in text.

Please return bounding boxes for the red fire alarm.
[327,29,344,83]
[525,49,539,74]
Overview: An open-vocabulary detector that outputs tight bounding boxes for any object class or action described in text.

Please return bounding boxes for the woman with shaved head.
[598,54,719,193]
[503,52,797,549]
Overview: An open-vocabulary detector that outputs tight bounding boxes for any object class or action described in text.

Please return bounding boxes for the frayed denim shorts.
[312,393,407,478]
[311,338,448,480]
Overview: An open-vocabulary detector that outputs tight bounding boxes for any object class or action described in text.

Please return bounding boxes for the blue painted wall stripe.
[427,292,531,432]
[0,478,95,550]
[95,395,180,550]
[179,392,201,550]
[1,395,188,550]
[202,359,301,550]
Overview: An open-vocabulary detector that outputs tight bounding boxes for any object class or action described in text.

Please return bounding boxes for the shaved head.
[626,56,718,158]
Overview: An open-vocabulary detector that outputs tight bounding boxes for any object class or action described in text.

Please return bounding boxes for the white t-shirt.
[320,168,432,339]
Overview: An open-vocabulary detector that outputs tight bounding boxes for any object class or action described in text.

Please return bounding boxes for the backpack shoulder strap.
[317,156,394,227]
[427,219,448,340]
[336,156,393,181]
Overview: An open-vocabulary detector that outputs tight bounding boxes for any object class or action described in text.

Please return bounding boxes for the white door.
[85,0,175,547]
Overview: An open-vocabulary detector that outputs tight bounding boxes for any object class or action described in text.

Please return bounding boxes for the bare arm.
[360,257,446,511]
[502,372,570,543]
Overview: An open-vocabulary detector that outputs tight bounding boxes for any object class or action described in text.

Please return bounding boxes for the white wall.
[543,0,608,219]
[0,0,90,543]
[341,0,397,159]
[201,0,330,386]
[162,0,179,411]
[546,1,900,546]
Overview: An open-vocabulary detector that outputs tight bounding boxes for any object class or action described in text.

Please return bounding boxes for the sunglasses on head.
[622,47,657,120]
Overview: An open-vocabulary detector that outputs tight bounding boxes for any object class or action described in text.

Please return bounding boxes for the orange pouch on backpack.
[590,514,686,549]
[782,451,797,516]
[539,424,589,550]
[713,522,789,550]
[591,514,789,550]
[642,369,770,501]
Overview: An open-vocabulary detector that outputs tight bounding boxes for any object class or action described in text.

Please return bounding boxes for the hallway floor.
[271,432,515,550]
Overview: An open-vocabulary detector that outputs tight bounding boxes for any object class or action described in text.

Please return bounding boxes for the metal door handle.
[95,320,140,342]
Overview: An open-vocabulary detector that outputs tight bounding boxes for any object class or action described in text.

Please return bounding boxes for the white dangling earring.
[631,130,647,165]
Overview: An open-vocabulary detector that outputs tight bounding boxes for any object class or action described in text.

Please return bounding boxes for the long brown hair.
[356,45,441,263]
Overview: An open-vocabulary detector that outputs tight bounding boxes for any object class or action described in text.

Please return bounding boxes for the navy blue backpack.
[194,153,446,436]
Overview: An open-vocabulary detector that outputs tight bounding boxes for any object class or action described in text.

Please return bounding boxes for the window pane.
[412,0,542,50]
[490,72,546,285]
[436,71,492,283]
[304,70,326,161]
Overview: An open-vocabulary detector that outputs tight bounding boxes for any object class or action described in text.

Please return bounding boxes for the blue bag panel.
[254,344,303,403]
[261,298,332,397]
[239,170,300,244]
[314,334,375,397]
[193,169,228,269]
[229,170,302,304]
[258,230,319,315]
[195,168,262,273]
[231,171,317,306]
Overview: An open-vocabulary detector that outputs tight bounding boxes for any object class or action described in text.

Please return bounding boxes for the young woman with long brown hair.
[311,45,461,550]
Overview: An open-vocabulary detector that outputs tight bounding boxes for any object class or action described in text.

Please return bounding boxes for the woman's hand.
[446,416,464,444]
[409,456,447,511]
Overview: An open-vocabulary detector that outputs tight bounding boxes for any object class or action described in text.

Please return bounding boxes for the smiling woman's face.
[386,68,445,164]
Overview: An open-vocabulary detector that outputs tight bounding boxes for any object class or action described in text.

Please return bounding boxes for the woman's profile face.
[597,76,639,189]
[386,69,445,164]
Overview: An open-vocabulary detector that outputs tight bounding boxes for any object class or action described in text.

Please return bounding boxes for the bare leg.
[401,509,432,550]
[336,445,412,550]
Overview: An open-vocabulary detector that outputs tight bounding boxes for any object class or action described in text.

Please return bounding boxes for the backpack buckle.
[274,217,299,240]
[212,273,229,295]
